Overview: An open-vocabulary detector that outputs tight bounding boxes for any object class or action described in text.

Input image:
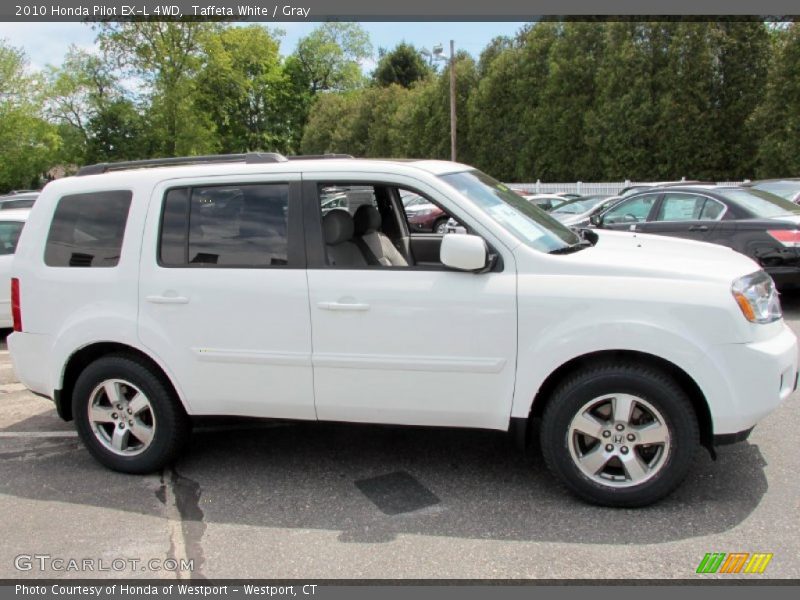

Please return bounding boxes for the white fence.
[506,180,748,196]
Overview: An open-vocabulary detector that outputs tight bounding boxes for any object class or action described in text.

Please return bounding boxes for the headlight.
[731,271,782,324]
[414,208,434,217]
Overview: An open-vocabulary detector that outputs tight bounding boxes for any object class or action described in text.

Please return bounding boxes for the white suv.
[8,153,798,507]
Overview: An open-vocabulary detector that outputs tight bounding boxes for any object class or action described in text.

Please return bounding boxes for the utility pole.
[449,39,457,162]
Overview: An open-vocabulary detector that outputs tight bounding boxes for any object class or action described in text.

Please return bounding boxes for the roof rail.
[286,154,354,160]
[76,152,288,176]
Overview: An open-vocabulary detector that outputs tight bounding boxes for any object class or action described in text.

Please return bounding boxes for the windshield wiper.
[549,228,596,254]
[549,239,593,254]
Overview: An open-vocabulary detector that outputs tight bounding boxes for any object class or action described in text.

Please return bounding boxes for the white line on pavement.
[0,431,77,438]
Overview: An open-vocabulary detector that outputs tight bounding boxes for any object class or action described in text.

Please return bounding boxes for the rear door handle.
[317,301,370,312]
[145,295,190,304]
[688,225,709,232]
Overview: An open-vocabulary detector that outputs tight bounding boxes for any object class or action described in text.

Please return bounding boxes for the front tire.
[540,362,699,507]
[433,218,448,234]
[72,355,191,473]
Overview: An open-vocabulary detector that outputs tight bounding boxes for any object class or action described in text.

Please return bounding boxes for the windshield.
[752,181,800,202]
[716,188,800,219]
[439,170,580,252]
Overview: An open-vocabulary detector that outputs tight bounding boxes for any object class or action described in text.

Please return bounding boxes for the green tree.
[291,23,372,93]
[97,22,218,156]
[373,42,432,88]
[197,25,295,154]
[523,22,605,181]
[754,23,800,177]
[0,41,59,192]
[707,22,770,179]
[46,46,145,165]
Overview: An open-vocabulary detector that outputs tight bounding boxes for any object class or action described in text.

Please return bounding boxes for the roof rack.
[287,154,354,160]
[76,152,289,176]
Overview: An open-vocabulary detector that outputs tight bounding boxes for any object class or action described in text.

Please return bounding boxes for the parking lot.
[1,298,799,580]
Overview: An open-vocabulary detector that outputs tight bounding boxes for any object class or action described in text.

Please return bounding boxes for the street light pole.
[449,39,457,162]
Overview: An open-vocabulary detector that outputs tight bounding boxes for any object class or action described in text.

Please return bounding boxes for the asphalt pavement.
[1,297,799,580]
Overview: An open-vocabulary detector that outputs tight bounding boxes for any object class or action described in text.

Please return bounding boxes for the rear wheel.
[72,355,190,473]
[540,362,699,507]
[433,218,448,234]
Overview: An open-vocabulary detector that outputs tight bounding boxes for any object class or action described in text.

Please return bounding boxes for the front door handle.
[688,225,709,232]
[146,295,190,304]
[317,301,370,312]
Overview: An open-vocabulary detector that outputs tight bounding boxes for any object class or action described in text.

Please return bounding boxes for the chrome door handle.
[317,301,370,312]
[145,295,190,304]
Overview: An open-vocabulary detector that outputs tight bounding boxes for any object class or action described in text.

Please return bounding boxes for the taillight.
[767,229,800,247]
[10,277,21,332]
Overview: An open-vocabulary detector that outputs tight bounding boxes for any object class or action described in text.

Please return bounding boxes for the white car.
[0,209,29,328]
[8,154,797,507]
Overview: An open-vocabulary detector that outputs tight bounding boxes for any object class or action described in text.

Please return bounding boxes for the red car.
[402,192,450,233]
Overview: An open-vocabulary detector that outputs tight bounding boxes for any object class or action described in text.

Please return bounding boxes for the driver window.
[604,195,657,224]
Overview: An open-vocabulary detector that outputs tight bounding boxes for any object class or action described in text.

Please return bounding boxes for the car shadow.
[0,415,768,546]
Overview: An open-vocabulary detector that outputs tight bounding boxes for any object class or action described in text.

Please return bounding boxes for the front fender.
[511,318,735,431]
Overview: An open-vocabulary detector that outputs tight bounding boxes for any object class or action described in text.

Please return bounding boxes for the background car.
[0,209,29,328]
[0,192,38,211]
[522,194,570,211]
[557,195,625,228]
[618,181,715,196]
[590,185,800,288]
[749,179,800,204]
[402,190,450,233]
[549,194,614,224]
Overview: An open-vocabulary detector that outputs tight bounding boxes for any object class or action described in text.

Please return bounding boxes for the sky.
[0,21,530,71]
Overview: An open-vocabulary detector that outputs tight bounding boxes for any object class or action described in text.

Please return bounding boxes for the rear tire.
[72,355,191,473]
[540,362,699,507]
[433,218,448,234]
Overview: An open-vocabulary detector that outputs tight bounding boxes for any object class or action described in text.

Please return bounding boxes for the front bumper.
[710,322,798,436]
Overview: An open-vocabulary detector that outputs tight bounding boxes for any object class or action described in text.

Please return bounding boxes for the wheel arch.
[56,342,186,422]
[526,349,713,454]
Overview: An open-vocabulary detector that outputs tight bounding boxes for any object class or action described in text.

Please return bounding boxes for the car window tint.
[656,194,706,221]
[44,191,132,267]
[320,185,377,217]
[603,195,656,224]
[700,199,725,220]
[0,221,24,255]
[159,184,289,267]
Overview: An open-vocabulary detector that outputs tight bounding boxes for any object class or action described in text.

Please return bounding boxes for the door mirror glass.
[440,234,487,272]
[589,213,602,227]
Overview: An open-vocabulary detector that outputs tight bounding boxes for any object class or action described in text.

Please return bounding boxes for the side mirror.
[589,214,602,227]
[440,234,488,272]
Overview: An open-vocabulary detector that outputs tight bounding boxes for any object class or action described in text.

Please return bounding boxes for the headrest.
[353,204,381,235]
[323,210,354,245]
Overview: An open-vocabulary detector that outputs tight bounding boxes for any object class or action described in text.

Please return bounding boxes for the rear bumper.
[7,331,52,398]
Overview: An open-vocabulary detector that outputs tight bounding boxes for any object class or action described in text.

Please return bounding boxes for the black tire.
[433,218,448,234]
[72,354,191,474]
[540,362,699,507]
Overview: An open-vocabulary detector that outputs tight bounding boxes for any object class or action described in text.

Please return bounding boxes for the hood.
[545,229,759,283]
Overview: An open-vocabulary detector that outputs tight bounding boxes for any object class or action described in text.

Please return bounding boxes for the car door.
[599,193,660,231]
[635,192,724,242]
[137,174,316,420]
[303,175,517,431]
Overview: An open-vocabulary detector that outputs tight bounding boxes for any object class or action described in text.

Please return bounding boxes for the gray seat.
[353,205,408,267]
[323,210,366,267]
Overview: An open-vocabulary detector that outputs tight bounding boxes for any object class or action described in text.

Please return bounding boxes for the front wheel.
[540,363,699,507]
[72,355,191,473]
[433,218,449,234]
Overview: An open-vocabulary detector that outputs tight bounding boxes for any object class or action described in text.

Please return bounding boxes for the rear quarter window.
[44,190,133,267]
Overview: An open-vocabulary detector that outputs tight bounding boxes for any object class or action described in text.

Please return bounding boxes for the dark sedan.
[750,179,800,204]
[589,185,800,288]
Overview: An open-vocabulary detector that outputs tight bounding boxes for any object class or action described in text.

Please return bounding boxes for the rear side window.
[44,191,132,267]
[159,183,289,267]
[0,221,24,255]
